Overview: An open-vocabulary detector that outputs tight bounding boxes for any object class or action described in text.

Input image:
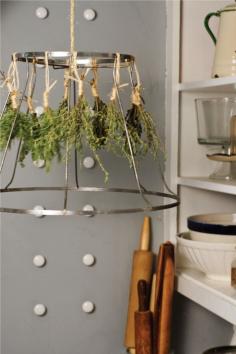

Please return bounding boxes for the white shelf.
[178,177,236,195]
[176,268,236,325]
[178,76,236,93]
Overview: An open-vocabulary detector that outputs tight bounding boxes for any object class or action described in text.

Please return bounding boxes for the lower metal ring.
[0,186,179,216]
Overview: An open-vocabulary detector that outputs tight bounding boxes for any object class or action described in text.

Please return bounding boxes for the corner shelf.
[176,268,236,325]
[178,76,236,93]
[178,177,236,195]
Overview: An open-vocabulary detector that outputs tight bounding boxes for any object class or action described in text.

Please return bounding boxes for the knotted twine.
[27,60,36,113]
[110,53,129,102]
[131,63,142,106]
[1,53,19,109]
[43,52,57,110]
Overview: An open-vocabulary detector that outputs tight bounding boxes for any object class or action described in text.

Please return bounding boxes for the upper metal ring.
[14,52,135,68]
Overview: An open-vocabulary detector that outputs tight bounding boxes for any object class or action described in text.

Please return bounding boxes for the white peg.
[82,301,95,313]
[82,204,95,217]
[36,64,45,69]
[83,9,97,21]
[35,7,49,20]
[33,255,46,268]
[35,106,44,117]
[33,159,45,169]
[34,304,47,316]
[33,205,45,218]
[83,156,95,169]
[82,254,95,267]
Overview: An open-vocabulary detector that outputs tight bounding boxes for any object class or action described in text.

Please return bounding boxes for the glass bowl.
[195,97,236,146]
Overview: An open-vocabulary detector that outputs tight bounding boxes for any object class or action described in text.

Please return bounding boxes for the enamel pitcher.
[205,2,236,77]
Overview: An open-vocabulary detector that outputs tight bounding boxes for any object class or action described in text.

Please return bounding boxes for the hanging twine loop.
[132,63,142,106]
[11,53,20,109]
[43,52,57,110]
[1,54,20,109]
[64,67,70,101]
[110,53,128,101]
[90,63,99,98]
[70,0,75,53]
[132,85,142,106]
[27,59,36,113]
[110,53,120,101]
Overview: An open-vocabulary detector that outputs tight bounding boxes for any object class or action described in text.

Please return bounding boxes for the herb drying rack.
[0,1,179,216]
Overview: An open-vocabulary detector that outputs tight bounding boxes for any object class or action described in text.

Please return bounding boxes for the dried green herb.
[0,92,161,182]
[91,97,108,147]
[79,95,109,181]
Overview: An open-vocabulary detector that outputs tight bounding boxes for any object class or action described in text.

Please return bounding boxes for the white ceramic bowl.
[177,232,236,282]
[189,230,236,243]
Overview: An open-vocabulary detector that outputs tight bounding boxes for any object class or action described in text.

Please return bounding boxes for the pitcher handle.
[204,12,220,45]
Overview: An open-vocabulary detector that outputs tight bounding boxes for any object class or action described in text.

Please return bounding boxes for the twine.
[90,66,99,98]
[64,68,90,98]
[1,54,20,109]
[10,54,19,109]
[110,53,120,101]
[70,0,75,52]
[43,52,57,110]
[64,67,70,100]
[131,63,142,106]
[27,61,36,113]
[110,53,128,101]
[134,62,141,88]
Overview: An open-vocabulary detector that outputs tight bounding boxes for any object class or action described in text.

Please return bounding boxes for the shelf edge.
[176,269,236,325]
[178,177,236,195]
[178,77,236,92]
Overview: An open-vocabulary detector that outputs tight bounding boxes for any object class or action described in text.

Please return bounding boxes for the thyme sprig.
[0,91,161,181]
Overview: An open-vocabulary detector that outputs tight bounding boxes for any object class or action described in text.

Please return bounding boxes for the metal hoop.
[0,187,179,216]
[14,52,135,69]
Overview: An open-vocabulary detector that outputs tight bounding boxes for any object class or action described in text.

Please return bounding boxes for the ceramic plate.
[187,213,236,235]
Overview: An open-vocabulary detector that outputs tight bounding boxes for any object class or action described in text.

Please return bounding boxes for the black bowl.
[187,213,236,236]
[203,346,236,353]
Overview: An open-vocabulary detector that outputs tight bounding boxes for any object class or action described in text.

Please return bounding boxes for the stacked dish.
[176,213,236,282]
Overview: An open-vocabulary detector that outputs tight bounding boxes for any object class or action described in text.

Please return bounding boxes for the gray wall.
[172,293,233,354]
[0,2,166,354]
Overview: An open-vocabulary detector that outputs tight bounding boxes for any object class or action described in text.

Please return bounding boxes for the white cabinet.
[165,0,236,328]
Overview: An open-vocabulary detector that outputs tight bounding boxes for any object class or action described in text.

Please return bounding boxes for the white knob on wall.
[83,156,95,169]
[83,9,97,21]
[82,204,95,217]
[82,254,95,267]
[35,7,49,20]
[33,205,45,218]
[34,304,47,316]
[33,159,45,169]
[82,301,95,313]
[35,106,44,117]
[33,255,47,268]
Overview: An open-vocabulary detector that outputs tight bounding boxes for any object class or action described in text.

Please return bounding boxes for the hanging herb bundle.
[124,85,160,160]
[78,74,109,181]
[0,99,19,150]
[90,77,108,147]
[0,54,161,181]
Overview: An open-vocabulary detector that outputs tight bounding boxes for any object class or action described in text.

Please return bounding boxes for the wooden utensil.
[135,280,153,354]
[154,242,175,354]
[124,216,154,352]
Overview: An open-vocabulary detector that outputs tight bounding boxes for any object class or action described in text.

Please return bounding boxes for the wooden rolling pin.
[135,280,153,354]
[124,216,154,352]
[154,242,175,354]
